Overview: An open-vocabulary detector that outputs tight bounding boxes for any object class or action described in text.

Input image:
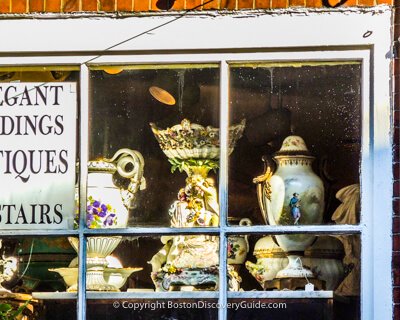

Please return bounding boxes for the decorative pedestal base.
[152,268,218,292]
[263,278,325,291]
[151,267,241,292]
[67,268,119,292]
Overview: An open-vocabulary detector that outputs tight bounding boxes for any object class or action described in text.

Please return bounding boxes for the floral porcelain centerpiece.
[52,148,145,292]
[149,119,245,291]
[253,136,324,279]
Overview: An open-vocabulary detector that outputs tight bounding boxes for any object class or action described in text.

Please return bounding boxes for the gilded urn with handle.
[254,135,324,278]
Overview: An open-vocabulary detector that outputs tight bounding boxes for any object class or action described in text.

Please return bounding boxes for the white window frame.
[0,7,392,320]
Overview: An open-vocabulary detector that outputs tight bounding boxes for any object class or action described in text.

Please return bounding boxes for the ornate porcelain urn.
[149,119,245,291]
[253,136,324,278]
[63,148,145,291]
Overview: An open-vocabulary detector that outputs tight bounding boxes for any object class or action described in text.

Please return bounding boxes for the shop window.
[0,51,388,320]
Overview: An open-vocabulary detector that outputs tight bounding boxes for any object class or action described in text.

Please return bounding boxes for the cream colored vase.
[67,148,145,291]
[254,136,324,278]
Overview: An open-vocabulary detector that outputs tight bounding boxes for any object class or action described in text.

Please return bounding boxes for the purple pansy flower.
[93,201,100,208]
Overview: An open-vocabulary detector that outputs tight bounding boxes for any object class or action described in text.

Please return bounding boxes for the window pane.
[228,233,360,319]
[228,298,336,320]
[0,68,80,230]
[89,65,221,228]
[0,236,78,319]
[228,63,362,226]
[81,235,220,293]
[86,299,218,320]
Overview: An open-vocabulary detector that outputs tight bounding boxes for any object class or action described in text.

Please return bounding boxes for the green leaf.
[11,300,30,318]
[0,304,12,312]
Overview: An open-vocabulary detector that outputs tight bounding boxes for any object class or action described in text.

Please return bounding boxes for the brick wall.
[0,0,393,13]
[394,2,400,319]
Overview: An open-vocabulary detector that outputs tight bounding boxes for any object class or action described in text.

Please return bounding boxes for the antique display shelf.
[33,290,333,300]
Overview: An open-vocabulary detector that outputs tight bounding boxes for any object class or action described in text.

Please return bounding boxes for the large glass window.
[0,55,379,320]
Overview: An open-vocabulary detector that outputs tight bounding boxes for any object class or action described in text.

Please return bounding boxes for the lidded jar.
[254,135,324,278]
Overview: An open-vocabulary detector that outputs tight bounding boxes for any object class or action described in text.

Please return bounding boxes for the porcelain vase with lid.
[253,135,324,278]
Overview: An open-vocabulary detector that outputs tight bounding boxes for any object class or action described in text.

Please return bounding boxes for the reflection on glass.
[228,64,362,226]
[89,65,221,227]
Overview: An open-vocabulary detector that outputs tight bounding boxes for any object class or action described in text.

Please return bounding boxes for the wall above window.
[0,0,392,14]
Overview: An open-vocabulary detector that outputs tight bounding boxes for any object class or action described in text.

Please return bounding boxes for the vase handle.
[105,148,146,209]
[253,163,273,225]
[239,218,252,250]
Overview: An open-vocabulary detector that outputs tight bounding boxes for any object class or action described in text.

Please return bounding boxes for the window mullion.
[78,64,90,320]
[218,60,229,320]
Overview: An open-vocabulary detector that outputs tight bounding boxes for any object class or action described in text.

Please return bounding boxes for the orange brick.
[29,0,44,11]
[185,0,202,9]
[117,0,133,10]
[377,0,392,4]
[203,0,219,8]
[11,0,26,12]
[61,0,77,11]
[150,0,160,10]
[341,0,357,6]
[133,0,150,10]
[238,0,253,7]
[172,0,185,9]
[82,0,97,10]
[289,0,304,6]
[305,0,322,6]
[220,0,236,8]
[271,0,287,7]
[255,0,271,8]
[357,0,375,5]
[0,0,10,12]
[99,0,115,10]
[155,0,184,10]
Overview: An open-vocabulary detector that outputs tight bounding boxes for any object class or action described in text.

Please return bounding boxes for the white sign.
[0,82,77,229]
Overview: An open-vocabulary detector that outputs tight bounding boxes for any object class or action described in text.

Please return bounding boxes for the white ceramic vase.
[254,136,324,278]
[228,218,252,265]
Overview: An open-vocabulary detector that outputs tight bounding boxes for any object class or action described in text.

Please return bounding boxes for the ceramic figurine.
[253,135,324,278]
[149,119,245,291]
[0,240,17,293]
